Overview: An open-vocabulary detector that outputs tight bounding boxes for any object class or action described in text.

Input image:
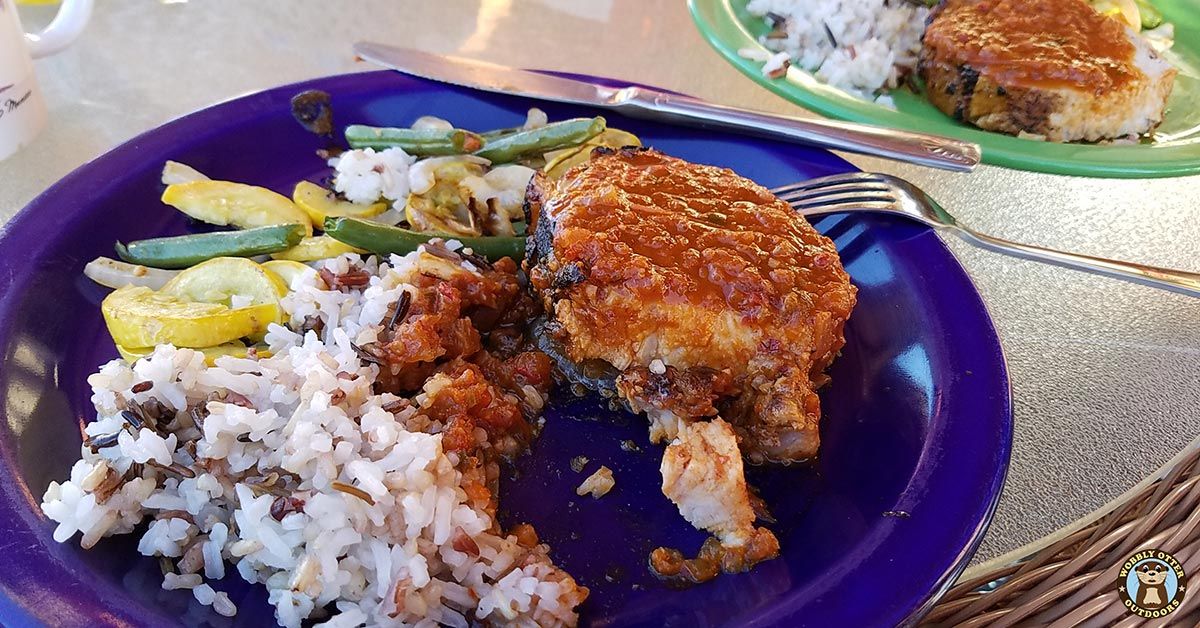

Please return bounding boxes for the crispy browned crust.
[920,56,1062,138]
[525,148,857,463]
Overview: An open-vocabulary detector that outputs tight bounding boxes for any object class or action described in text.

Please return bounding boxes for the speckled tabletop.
[3,0,1199,572]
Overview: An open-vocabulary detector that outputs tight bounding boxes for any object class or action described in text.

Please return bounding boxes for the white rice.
[42,249,586,627]
[329,147,417,206]
[329,148,533,226]
[744,0,930,102]
[761,51,792,78]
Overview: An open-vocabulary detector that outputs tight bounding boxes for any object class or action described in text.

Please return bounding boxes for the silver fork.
[771,172,1200,298]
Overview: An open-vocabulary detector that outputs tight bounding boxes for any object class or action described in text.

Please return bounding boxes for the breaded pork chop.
[525,148,856,463]
[920,0,1176,142]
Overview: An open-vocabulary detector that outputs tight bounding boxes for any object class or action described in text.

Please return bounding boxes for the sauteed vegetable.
[85,95,642,361]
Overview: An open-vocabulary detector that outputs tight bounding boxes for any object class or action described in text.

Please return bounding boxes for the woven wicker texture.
[924,443,1200,627]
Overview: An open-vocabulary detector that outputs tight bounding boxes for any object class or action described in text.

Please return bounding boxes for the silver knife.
[354,42,980,172]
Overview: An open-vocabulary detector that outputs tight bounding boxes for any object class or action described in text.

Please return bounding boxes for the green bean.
[324,217,524,261]
[344,125,485,155]
[480,126,522,141]
[475,117,606,163]
[115,224,306,269]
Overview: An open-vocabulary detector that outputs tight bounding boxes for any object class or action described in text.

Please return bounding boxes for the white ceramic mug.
[0,0,92,161]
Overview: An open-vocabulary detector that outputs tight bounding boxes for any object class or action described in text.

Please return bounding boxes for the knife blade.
[353,42,980,172]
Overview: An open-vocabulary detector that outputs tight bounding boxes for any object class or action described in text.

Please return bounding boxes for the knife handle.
[613,88,980,173]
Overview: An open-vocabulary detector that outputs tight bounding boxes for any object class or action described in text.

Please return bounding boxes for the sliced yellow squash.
[270,235,367,262]
[102,286,279,349]
[544,128,641,179]
[161,257,288,309]
[292,180,387,224]
[162,180,313,235]
[404,159,486,237]
[261,259,315,288]
[117,342,273,365]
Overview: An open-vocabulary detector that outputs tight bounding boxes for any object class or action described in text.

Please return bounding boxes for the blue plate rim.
[0,69,1013,627]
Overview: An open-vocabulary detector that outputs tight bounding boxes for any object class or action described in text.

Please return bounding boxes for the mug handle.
[24,0,93,58]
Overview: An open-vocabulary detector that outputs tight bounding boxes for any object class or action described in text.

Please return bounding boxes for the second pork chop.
[920,0,1176,142]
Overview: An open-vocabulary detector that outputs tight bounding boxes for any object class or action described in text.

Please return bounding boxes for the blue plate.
[0,70,1011,627]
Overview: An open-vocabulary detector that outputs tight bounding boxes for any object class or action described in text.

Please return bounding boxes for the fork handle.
[953,226,1200,298]
[613,89,981,173]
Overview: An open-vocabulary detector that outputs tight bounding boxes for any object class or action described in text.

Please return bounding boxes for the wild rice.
[41,250,586,627]
[744,0,929,102]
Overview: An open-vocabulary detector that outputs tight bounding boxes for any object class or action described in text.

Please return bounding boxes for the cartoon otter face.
[1137,561,1169,586]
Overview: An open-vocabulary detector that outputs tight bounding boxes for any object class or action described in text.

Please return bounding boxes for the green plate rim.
[689,0,1200,178]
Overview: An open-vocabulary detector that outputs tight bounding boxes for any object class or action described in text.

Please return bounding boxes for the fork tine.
[769,172,889,197]
[775,181,895,204]
[790,199,896,217]
[786,192,896,211]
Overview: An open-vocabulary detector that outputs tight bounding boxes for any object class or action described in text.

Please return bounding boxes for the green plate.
[690,0,1200,178]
